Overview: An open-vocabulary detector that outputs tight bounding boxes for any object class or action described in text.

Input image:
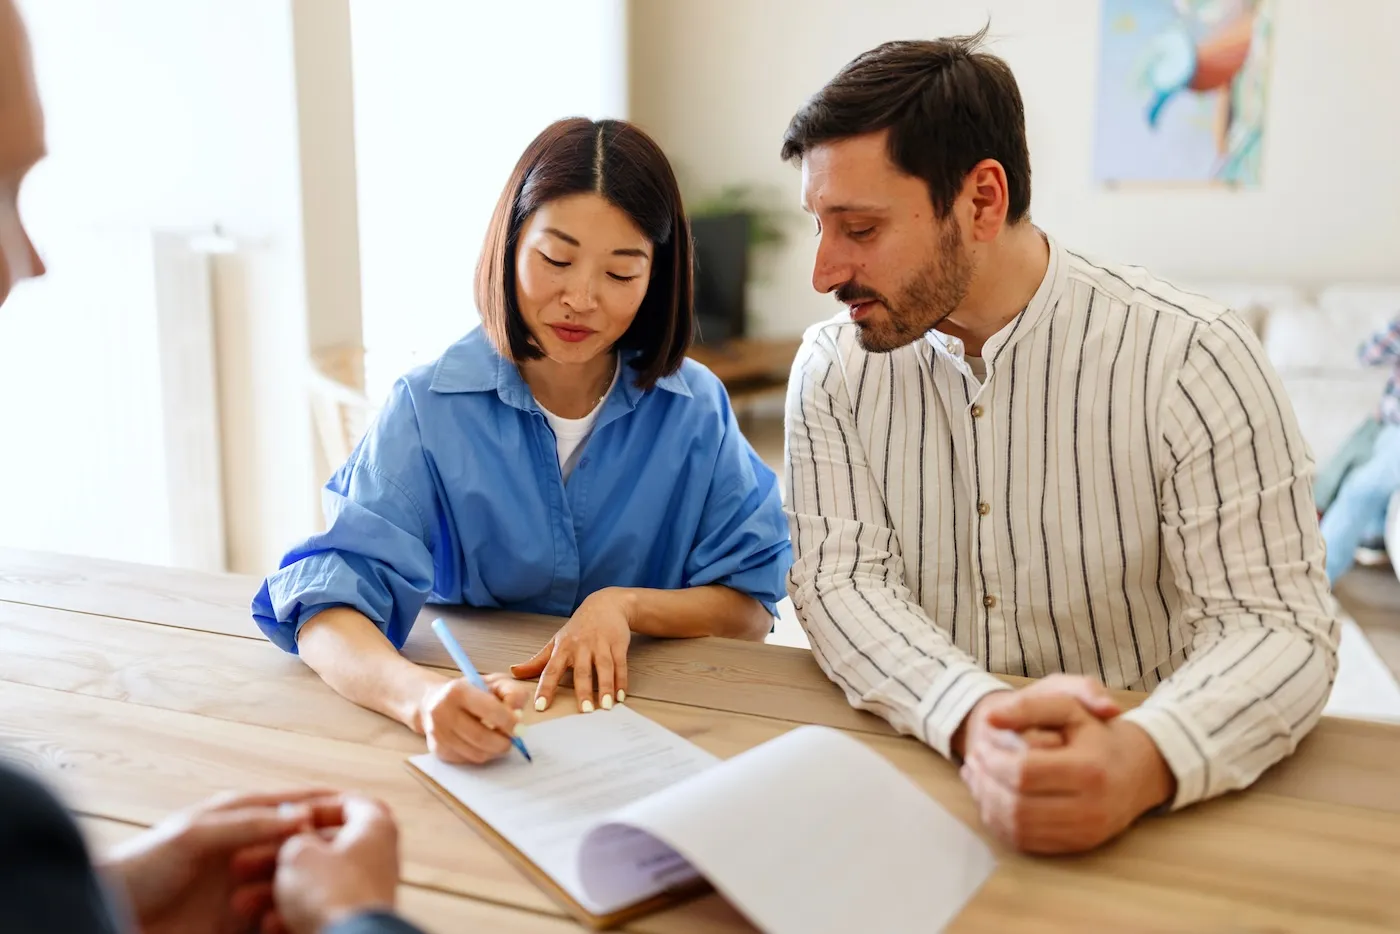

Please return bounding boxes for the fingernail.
[278,802,308,822]
[534,697,548,712]
[600,695,614,710]
[616,690,626,703]
[991,729,1027,751]
[581,700,595,713]
[513,723,528,737]
[514,709,524,721]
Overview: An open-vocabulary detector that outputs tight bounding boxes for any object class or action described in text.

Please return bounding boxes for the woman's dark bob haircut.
[475,117,694,390]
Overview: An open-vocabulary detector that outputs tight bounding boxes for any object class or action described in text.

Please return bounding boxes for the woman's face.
[514,192,654,365]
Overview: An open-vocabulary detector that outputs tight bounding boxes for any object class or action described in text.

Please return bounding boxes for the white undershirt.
[539,364,621,481]
[965,354,987,383]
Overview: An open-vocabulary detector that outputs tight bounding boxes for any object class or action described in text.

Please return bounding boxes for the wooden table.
[2,548,1399,933]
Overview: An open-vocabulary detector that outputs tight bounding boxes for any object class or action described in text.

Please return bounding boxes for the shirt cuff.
[1120,702,1213,810]
[295,602,344,636]
[915,663,1013,760]
[324,909,425,934]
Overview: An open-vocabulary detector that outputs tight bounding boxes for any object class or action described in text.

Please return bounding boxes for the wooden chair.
[307,345,375,493]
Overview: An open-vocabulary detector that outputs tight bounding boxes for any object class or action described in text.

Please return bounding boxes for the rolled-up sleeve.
[682,393,792,614]
[252,381,442,653]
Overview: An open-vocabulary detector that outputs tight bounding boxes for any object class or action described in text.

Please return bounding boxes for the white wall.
[1,0,316,574]
[350,0,629,401]
[630,0,1400,338]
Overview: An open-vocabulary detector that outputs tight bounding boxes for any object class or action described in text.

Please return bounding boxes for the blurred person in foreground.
[0,1,423,931]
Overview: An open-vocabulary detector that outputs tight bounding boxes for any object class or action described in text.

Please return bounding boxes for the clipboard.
[406,759,713,930]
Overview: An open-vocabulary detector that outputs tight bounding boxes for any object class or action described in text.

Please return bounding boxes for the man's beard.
[836,221,973,354]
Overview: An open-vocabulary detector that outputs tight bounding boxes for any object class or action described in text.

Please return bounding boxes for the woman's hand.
[511,589,632,713]
[416,673,530,764]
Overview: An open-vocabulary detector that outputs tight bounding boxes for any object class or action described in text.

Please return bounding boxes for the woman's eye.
[540,252,569,268]
[608,273,639,283]
[849,227,875,240]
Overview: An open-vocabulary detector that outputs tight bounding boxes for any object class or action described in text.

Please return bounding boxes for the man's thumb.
[985,693,1089,732]
[1074,685,1121,719]
[277,829,329,868]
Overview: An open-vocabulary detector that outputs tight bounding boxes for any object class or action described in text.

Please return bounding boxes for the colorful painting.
[1094,0,1276,187]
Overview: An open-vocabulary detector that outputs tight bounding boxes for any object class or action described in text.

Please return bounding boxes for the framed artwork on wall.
[1094,0,1276,188]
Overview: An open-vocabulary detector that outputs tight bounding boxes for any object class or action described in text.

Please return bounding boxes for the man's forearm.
[1113,719,1178,814]
[793,560,1009,758]
[1120,626,1332,808]
[785,332,1009,758]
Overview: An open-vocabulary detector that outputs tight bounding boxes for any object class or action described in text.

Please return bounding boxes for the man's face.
[801,130,973,353]
[0,0,46,309]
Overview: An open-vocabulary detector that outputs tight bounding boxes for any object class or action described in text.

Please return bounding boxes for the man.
[0,1,423,931]
[1320,313,1400,583]
[781,31,1337,854]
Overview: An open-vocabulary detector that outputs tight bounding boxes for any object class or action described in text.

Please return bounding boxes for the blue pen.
[430,618,533,763]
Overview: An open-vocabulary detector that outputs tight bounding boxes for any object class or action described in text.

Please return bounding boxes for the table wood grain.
[4,550,1400,932]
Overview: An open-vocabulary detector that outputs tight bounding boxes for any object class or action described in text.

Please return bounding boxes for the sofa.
[1192,281,1400,581]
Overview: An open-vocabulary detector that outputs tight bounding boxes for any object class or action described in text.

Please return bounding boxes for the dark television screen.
[690,213,749,345]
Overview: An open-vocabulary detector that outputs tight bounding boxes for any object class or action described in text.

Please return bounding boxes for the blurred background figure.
[1320,313,1400,584]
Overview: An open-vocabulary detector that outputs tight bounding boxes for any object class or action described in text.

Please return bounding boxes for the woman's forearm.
[295,607,449,733]
[608,585,772,641]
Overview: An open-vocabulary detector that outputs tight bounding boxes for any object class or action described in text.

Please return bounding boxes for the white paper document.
[410,706,996,932]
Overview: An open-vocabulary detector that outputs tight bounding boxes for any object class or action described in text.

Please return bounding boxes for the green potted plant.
[685,182,792,344]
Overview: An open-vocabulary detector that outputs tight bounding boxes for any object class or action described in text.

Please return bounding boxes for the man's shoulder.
[797,311,857,358]
[0,760,72,827]
[0,759,91,863]
[1063,248,1237,332]
[794,312,924,374]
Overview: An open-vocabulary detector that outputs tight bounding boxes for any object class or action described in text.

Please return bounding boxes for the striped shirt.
[1358,314,1400,425]
[784,234,1339,810]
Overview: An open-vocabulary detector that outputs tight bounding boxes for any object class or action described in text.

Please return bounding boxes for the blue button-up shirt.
[253,328,792,653]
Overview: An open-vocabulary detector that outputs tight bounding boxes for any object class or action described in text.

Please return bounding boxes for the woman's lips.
[550,324,594,343]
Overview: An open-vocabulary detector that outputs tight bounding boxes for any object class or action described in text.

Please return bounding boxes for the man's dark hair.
[781,27,1031,223]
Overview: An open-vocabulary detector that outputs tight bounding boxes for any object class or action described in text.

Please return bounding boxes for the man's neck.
[521,352,618,419]
[936,224,1050,358]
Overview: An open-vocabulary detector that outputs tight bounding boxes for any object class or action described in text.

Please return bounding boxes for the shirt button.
[579,458,589,469]
[977,502,991,516]
[971,405,984,418]
[983,595,997,609]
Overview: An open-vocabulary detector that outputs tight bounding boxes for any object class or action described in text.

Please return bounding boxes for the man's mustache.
[835,282,887,305]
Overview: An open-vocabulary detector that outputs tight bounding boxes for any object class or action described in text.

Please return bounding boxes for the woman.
[253,118,791,766]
